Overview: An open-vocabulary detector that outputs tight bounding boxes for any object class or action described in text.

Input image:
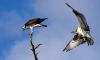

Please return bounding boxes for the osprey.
[22,18,47,31]
[63,3,94,52]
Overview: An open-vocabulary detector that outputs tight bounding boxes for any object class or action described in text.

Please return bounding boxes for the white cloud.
[31,0,100,60]
[5,39,69,60]
[4,0,100,60]
[5,40,33,60]
[5,39,99,60]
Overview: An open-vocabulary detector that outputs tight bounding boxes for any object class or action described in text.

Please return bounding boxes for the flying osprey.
[22,18,47,31]
[63,3,94,52]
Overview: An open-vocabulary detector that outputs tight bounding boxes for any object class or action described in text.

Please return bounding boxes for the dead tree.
[29,30,42,60]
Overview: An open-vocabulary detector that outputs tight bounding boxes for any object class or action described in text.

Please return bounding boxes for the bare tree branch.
[29,30,39,60]
[35,44,43,49]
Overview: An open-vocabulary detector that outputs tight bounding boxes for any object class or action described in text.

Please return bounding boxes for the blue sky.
[0,0,100,60]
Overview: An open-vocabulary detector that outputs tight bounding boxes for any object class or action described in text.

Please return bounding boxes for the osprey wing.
[25,18,47,26]
[25,18,40,26]
[65,3,90,31]
[73,9,90,31]
[63,34,86,52]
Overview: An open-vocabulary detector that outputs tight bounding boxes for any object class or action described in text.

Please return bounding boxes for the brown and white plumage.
[22,18,47,31]
[65,3,94,46]
[65,3,90,31]
[63,33,86,52]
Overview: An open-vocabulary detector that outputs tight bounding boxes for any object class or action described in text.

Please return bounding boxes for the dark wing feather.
[35,18,47,24]
[25,18,47,26]
[65,3,90,31]
[85,33,94,45]
[25,18,40,26]
[73,10,90,31]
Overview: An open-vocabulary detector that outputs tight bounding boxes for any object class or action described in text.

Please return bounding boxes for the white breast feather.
[33,24,41,27]
[77,27,84,36]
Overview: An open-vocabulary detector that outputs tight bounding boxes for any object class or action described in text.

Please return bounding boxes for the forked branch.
[29,30,41,60]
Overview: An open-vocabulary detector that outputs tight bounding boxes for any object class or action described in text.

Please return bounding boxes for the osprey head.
[22,25,29,31]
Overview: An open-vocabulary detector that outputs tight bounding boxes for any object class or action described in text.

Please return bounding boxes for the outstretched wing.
[63,34,86,52]
[65,3,90,31]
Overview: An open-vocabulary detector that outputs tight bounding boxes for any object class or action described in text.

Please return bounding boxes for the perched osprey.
[63,3,94,52]
[22,18,47,31]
